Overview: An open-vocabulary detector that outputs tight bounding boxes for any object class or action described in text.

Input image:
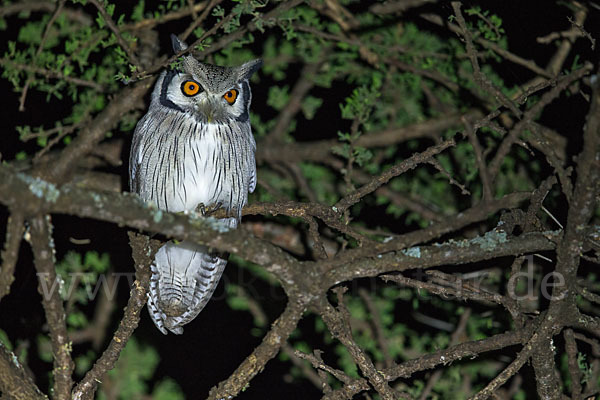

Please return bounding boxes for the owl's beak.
[197,98,219,123]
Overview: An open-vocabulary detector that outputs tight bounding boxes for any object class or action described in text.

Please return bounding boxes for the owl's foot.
[196,202,223,216]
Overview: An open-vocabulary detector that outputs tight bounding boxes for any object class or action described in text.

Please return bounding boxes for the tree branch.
[0,211,24,302]
[71,232,156,400]
[316,293,400,400]
[257,113,470,164]
[206,298,307,400]
[29,215,74,400]
[334,138,455,213]
[0,343,47,400]
[89,0,140,69]
[34,80,155,184]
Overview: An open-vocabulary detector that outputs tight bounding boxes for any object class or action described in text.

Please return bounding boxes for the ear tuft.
[237,59,263,81]
[171,34,188,53]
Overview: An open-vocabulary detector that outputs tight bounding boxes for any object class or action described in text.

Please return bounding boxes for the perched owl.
[129,35,261,334]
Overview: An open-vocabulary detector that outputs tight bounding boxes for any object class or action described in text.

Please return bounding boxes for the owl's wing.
[129,126,145,194]
[129,159,140,193]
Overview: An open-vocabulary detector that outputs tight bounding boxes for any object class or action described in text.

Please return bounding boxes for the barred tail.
[147,218,235,334]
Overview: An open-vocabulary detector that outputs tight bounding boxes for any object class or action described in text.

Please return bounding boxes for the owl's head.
[153,35,262,124]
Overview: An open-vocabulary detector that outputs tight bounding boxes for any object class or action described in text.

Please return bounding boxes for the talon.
[195,203,207,216]
[206,202,223,216]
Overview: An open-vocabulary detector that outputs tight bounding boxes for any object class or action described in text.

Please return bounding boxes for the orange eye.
[181,80,201,97]
[223,89,238,105]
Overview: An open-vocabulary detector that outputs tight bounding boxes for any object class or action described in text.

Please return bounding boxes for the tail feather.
[148,239,228,335]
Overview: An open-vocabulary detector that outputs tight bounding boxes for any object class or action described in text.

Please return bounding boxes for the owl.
[129,34,261,334]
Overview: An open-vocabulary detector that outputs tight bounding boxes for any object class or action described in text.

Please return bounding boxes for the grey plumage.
[129,34,261,334]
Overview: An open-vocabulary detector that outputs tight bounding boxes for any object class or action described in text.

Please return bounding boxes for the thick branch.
[530,337,562,399]
[327,191,531,268]
[325,230,559,287]
[0,165,307,295]
[0,343,47,400]
[553,66,600,297]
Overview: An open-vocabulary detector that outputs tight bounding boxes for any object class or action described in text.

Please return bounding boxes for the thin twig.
[427,158,470,195]
[129,0,303,82]
[267,61,323,143]
[418,309,471,400]
[463,117,493,201]
[0,60,105,92]
[181,0,223,41]
[488,64,593,182]
[29,215,74,400]
[89,0,140,69]
[72,232,156,400]
[317,292,400,400]
[207,299,307,400]
[421,13,552,81]
[18,0,66,111]
[294,348,359,386]
[451,2,522,117]
[34,79,155,183]
[334,138,455,213]
[564,329,583,399]
[467,337,535,400]
[283,344,328,390]
[358,288,393,369]
[122,1,208,31]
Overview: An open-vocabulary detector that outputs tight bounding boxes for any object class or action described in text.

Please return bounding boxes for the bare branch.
[328,191,531,268]
[266,61,323,143]
[0,343,47,400]
[129,0,304,81]
[29,215,74,400]
[564,329,583,399]
[488,64,593,182]
[317,292,400,400]
[71,232,156,400]
[0,211,24,302]
[181,0,220,40]
[258,113,472,164]
[207,299,307,400]
[463,116,493,201]
[334,138,455,213]
[451,2,522,117]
